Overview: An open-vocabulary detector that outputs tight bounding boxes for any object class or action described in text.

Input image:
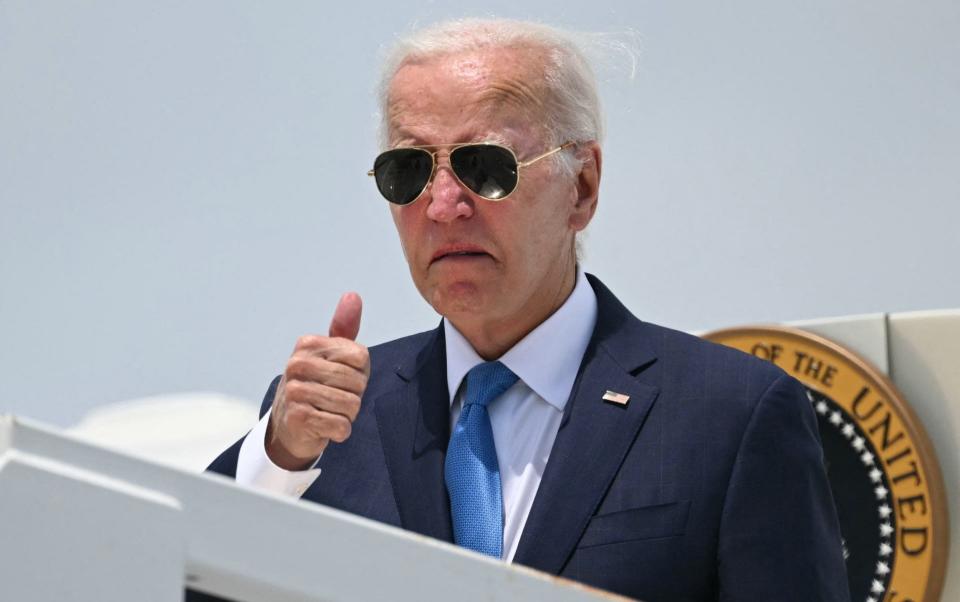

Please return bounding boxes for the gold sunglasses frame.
[367,141,574,204]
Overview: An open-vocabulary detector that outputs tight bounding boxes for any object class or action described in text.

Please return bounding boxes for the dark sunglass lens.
[450,145,518,200]
[373,149,433,205]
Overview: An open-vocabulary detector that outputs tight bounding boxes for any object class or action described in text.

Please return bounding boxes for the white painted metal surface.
[789,312,889,375]
[0,415,621,602]
[0,451,184,601]
[887,310,960,601]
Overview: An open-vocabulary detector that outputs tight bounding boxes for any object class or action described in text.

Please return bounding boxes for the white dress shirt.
[236,269,598,561]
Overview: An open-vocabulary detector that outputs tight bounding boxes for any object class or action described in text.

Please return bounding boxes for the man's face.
[385,47,598,336]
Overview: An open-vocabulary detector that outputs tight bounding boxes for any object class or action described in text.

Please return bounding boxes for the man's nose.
[424,165,474,222]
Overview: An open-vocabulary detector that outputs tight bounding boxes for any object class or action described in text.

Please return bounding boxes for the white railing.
[0,415,622,602]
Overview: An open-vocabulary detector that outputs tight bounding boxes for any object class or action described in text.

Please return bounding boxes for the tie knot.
[464,361,518,408]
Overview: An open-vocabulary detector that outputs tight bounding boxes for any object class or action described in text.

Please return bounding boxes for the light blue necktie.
[445,361,519,558]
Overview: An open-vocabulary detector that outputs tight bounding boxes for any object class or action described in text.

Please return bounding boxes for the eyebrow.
[389,132,511,148]
[479,133,509,145]
[387,128,424,147]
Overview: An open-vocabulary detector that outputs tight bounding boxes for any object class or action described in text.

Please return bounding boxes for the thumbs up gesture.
[267,293,370,470]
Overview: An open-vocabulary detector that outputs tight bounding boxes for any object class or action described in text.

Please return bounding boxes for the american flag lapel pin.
[602,390,630,406]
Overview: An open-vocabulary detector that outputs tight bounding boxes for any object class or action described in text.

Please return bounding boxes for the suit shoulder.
[638,320,791,402]
[642,320,784,374]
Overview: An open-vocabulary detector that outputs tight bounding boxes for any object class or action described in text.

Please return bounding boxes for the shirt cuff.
[235,407,322,498]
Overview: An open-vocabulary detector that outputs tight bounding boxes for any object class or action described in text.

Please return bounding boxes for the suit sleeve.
[717,373,851,602]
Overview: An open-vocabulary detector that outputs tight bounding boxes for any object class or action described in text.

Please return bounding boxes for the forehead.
[386,46,551,145]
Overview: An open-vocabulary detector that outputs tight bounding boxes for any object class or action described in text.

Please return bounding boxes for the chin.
[427,281,490,319]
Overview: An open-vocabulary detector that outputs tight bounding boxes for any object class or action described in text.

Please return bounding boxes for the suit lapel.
[513,275,660,574]
[373,326,454,543]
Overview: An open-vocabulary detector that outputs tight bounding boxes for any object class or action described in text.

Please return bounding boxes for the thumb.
[328,292,363,341]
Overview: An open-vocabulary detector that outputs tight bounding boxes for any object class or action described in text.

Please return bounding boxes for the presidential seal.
[703,325,948,602]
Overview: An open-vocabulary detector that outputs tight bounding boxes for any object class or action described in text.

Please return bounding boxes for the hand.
[266,292,369,470]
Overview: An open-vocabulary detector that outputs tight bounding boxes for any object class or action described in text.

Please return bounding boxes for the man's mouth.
[431,246,492,263]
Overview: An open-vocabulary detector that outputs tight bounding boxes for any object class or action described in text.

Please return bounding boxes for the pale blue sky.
[1,1,958,425]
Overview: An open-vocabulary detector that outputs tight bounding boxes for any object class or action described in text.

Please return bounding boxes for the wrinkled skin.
[267,45,601,469]
[387,45,601,358]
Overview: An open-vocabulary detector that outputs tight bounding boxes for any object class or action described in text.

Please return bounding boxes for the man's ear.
[569,141,601,232]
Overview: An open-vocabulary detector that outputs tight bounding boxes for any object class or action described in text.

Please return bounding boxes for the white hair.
[376,18,610,176]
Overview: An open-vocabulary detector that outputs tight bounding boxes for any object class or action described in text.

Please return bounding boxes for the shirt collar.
[443,268,598,411]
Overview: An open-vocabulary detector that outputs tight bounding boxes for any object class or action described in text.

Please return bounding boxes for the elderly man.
[196,19,849,601]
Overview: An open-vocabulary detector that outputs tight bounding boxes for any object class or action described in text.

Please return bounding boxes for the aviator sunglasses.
[368,141,574,205]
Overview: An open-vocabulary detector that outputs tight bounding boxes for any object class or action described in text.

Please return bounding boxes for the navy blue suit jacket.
[202,275,849,601]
